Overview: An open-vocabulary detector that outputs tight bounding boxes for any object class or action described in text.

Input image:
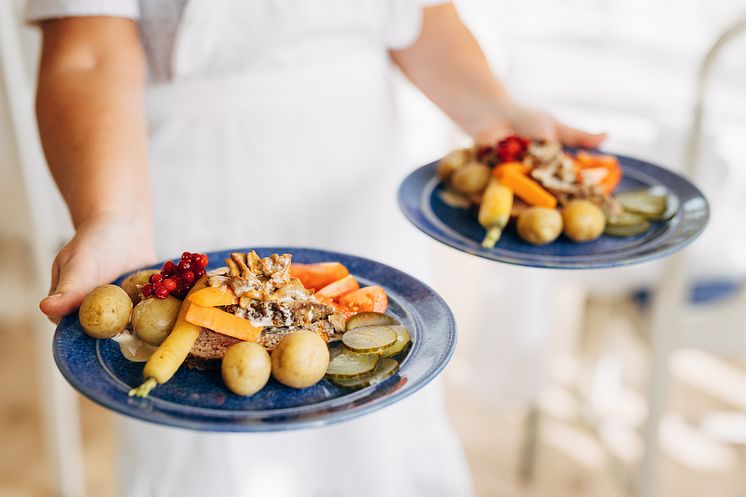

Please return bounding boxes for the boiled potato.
[562,200,606,242]
[517,207,563,245]
[449,161,490,195]
[79,285,132,339]
[437,148,471,181]
[120,269,159,304]
[131,296,181,346]
[221,342,271,396]
[271,330,329,389]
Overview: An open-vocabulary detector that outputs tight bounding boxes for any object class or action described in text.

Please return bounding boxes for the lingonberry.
[142,283,153,298]
[183,270,195,283]
[150,273,164,284]
[163,278,177,292]
[177,260,192,272]
[155,286,169,299]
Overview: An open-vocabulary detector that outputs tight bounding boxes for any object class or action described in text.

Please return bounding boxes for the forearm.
[36,18,151,231]
[391,3,511,138]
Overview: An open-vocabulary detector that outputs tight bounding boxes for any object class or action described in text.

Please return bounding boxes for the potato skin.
[271,330,329,389]
[221,342,271,396]
[131,296,181,346]
[120,270,159,305]
[517,207,563,245]
[79,285,133,339]
[562,200,606,242]
[437,148,471,181]
[449,161,490,195]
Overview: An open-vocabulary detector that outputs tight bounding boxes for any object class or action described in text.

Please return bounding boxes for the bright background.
[2,1,746,496]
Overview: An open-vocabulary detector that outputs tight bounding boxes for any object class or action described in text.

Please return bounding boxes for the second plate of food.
[398,137,709,269]
[53,247,456,432]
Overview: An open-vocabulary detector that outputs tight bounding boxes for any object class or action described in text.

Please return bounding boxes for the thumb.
[39,252,99,321]
[556,121,607,149]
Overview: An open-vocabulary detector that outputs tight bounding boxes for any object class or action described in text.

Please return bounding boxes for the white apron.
[117,2,472,496]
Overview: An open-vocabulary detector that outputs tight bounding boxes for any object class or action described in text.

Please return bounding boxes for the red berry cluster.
[496,135,530,163]
[142,251,209,300]
[476,135,531,166]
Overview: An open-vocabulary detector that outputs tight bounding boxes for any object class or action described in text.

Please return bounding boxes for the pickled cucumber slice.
[605,219,651,237]
[381,326,411,358]
[649,191,679,222]
[332,358,400,389]
[607,211,649,227]
[346,312,400,331]
[616,189,668,217]
[325,351,379,379]
[342,326,397,353]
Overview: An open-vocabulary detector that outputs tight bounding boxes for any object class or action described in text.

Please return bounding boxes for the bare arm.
[391,3,605,146]
[36,17,154,319]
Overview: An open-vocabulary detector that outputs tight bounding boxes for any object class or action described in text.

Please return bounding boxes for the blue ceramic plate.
[399,153,709,269]
[53,247,456,432]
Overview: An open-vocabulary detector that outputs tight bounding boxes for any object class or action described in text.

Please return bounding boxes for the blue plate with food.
[53,247,456,432]
[398,136,709,269]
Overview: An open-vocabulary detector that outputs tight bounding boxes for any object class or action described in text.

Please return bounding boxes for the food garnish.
[142,251,209,300]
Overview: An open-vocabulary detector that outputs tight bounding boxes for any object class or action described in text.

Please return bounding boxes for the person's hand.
[471,99,607,148]
[40,216,155,322]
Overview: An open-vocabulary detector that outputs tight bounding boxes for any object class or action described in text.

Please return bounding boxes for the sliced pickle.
[332,358,400,389]
[605,219,651,237]
[616,189,668,217]
[381,326,411,358]
[342,326,397,353]
[607,211,649,227]
[346,312,400,331]
[325,351,379,379]
[649,191,679,222]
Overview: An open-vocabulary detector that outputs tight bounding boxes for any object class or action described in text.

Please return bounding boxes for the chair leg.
[34,315,85,497]
[637,254,686,497]
[518,403,540,482]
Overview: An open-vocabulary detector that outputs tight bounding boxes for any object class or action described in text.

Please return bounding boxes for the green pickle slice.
[332,358,400,389]
[342,326,397,353]
[381,326,411,358]
[325,351,379,379]
[616,189,668,217]
[346,312,400,331]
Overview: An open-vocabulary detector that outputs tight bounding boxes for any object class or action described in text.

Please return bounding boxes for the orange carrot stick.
[316,274,360,299]
[290,262,349,291]
[499,169,557,209]
[184,304,262,342]
[188,286,238,307]
[493,161,531,178]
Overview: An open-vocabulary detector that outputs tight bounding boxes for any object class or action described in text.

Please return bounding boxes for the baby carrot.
[499,169,557,209]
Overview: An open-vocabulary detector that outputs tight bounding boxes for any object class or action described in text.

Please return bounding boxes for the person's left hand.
[471,99,607,149]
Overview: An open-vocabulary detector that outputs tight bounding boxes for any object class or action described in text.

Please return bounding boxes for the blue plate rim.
[398,151,710,269]
[53,246,457,432]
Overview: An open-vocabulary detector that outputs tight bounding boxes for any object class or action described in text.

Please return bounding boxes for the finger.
[39,253,98,320]
[48,256,60,296]
[555,121,607,148]
[475,125,513,145]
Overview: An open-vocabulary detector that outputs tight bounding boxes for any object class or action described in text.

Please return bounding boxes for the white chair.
[638,16,746,497]
[0,2,84,496]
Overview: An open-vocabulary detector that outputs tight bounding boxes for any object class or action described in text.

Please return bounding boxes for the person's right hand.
[40,216,155,322]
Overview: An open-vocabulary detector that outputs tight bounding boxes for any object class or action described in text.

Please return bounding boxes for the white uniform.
[26,1,473,496]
